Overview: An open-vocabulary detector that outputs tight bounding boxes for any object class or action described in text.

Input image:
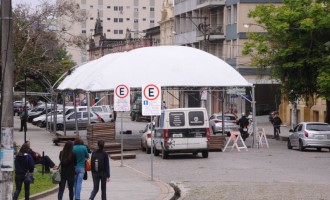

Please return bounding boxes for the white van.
[153,108,210,159]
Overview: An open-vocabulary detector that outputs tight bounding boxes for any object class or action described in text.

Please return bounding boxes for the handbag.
[85,158,91,171]
[52,165,61,184]
[24,155,34,184]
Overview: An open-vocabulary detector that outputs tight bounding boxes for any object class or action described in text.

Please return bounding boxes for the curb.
[30,186,58,200]
[169,181,188,200]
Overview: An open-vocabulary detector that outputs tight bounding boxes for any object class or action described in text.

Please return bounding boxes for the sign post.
[142,84,161,181]
[114,84,130,167]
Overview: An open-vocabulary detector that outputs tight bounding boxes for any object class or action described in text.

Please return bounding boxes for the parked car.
[32,110,63,127]
[27,108,53,123]
[140,122,154,154]
[50,111,102,130]
[13,101,30,116]
[91,105,114,122]
[287,122,330,151]
[209,113,238,136]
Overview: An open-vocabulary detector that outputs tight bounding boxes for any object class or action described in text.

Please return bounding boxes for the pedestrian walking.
[89,140,110,200]
[236,113,250,141]
[26,141,57,173]
[58,140,77,200]
[19,106,28,132]
[73,137,89,200]
[272,112,282,140]
[13,143,35,200]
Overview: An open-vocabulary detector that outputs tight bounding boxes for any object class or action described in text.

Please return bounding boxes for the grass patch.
[15,164,57,200]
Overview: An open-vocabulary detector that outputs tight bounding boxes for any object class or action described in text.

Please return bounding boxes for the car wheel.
[101,118,105,123]
[316,147,321,152]
[56,124,64,131]
[146,147,151,154]
[212,126,216,135]
[298,140,305,151]
[131,114,136,121]
[226,132,231,137]
[141,140,146,151]
[154,147,160,156]
[202,150,209,158]
[37,121,43,128]
[287,139,293,149]
[162,148,168,159]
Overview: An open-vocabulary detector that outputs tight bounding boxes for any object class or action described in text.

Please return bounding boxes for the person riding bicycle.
[272,112,282,140]
[236,113,249,141]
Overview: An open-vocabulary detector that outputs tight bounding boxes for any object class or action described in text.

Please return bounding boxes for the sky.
[12,0,55,8]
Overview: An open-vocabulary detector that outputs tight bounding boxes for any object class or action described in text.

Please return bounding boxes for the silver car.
[55,111,102,130]
[287,122,330,151]
[140,122,154,154]
[209,113,238,136]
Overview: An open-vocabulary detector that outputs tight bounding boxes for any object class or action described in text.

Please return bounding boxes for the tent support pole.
[252,85,257,148]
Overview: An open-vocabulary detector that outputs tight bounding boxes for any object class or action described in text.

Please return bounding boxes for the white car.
[32,110,63,127]
[140,123,154,154]
[91,105,114,122]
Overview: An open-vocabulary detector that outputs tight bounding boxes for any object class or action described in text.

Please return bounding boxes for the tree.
[12,0,87,99]
[242,0,330,123]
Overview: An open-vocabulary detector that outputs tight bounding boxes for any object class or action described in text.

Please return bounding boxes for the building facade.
[66,0,162,64]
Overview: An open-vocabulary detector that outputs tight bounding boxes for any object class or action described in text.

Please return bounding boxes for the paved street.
[14,115,330,200]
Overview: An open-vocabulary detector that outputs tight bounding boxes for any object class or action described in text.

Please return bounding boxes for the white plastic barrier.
[257,128,269,148]
[223,130,248,152]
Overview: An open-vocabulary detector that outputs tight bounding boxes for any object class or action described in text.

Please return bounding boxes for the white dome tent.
[56,46,257,146]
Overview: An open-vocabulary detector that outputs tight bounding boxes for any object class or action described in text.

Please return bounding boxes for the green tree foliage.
[242,0,330,105]
[12,0,87,96]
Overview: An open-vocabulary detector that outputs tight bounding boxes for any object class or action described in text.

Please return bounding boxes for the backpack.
[91,151,104,172]
[273,116,282,125]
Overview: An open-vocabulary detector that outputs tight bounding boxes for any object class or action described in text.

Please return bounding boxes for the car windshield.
[306,124,330,131]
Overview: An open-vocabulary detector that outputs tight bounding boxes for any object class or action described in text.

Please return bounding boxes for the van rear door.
[186,110,209,150]
[167,111,188,150]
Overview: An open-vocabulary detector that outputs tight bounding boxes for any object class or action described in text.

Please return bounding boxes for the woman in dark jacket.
[58,140,77,200]
[13,143,35,200]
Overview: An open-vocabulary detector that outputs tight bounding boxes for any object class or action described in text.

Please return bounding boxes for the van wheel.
[154,147,160,156]
[162,149,168,159]
[287,139,293,149]
[212,127,216,135]
[202,150,209,158]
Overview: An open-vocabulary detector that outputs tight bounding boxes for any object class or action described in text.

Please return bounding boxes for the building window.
[233,5,237,23]
[233,40,237,57]
[90,5,93,8]
[150,7,154,11]
[150,20,154,23]
[119,30,123,34]
[107,18,110,20]
[134,19,138,23]
[119,18,123,22]
[143,7,146,10]
[227,6,231,24]
[119,6,123,11]
[126,18,130,21]
[107,29,111,32]
[226,41,231,58]
[143,18,146,21]
[114,18,118,22]
[134,8,138,12]
[114,30,118,34]
[82,30,86,33]
[107,6,110,9]
[90,17,94,20]
[114,6,118,11]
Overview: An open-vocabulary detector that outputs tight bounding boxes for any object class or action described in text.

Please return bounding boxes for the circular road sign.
[115,84,129,98]
[143,84,160,101]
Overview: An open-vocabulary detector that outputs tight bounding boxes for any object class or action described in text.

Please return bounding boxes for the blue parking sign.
[143,100,148,105]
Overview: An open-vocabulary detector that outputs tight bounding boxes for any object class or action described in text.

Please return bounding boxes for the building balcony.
[196,0,225,9]
[196,24,225,41]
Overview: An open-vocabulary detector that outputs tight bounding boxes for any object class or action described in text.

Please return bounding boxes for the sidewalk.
[13,117,174,200]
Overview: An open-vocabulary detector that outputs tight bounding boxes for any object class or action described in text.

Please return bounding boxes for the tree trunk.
[291,101,298,129]
[326,100,330,124]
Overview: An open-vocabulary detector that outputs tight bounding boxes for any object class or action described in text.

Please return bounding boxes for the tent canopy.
[57,46,252,91]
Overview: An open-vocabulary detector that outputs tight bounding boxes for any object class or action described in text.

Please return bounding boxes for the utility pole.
[1,0,14,199]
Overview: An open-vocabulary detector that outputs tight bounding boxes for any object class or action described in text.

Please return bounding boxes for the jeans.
[74,167,85,199]
[274,125,281,139]
[13,173,30,200]
[58,178,74,200]
[89,172,107,200]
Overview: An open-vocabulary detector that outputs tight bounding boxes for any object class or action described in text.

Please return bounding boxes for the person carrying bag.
[13,143,35,200]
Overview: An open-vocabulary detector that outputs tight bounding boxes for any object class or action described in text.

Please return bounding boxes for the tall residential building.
[65,0,162,64]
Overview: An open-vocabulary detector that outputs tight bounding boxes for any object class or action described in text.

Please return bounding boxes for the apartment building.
[66,0,162,65]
